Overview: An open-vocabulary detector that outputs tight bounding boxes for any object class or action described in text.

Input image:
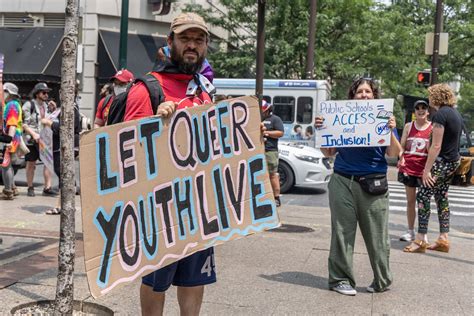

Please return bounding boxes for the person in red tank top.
[397,100,432,242]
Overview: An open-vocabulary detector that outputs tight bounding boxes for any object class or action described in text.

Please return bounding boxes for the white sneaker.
[399,230,415,242]
[330,283,357,296]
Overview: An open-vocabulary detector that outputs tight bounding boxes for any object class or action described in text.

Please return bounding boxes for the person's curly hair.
[428,83,456,108]
[348,78,380,99]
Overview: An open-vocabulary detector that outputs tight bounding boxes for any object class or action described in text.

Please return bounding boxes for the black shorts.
[142,248,216,292]
[25,143,40,161]
[397,172,422,188]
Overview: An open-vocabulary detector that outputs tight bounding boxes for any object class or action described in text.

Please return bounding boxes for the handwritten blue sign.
[315,99,394,148]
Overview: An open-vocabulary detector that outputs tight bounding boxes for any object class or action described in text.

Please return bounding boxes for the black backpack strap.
[138,73,164,115]
[101,94,113,117]
[106,84,133,126]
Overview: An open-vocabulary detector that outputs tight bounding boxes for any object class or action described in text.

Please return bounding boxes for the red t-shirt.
[124,72,212,121]
[95,95,114,125]
[400,121,432,177]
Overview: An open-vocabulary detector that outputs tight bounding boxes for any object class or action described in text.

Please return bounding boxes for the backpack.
[100,94,114,120]
[106,73,164,125]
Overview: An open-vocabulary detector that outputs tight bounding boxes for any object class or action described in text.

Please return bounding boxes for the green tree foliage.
[185,0,473,128]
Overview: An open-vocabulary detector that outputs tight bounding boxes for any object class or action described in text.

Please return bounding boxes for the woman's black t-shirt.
[431,106,462,161]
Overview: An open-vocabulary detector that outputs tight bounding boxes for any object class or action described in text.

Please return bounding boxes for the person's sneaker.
[12,187,19,196]
[330,283,357,296]
[42,187,59,197]
[275,196,281,207]
[399,230,415,242]
[1,189,14,200]
[27,187,35,197]
[367,282,389,293]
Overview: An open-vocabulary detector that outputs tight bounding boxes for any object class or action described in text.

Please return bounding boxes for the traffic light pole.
[430,0,443,86]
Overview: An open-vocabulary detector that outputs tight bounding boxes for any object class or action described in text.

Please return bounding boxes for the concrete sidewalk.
[1,167,473,315]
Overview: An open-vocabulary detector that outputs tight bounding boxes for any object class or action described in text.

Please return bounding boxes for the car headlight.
[294,153,320,164]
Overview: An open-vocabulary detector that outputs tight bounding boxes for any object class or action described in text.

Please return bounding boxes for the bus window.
[296,97,313,124]
[273,96,295,123]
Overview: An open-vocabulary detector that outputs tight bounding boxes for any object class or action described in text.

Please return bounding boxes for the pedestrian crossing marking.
[388,181,474,217]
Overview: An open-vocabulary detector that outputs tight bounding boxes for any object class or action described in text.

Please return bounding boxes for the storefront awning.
[0,28,63,82]
[98,30,167,83]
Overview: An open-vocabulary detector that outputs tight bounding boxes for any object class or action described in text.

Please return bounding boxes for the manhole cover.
[270,224,314,233]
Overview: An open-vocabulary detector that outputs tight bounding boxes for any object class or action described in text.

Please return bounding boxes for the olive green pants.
[328,173,392,291]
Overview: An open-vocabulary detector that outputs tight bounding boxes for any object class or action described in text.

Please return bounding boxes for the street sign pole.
[430,0,443,85]
[119,0,130,69]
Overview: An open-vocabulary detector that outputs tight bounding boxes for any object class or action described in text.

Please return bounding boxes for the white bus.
[213,78,331,147]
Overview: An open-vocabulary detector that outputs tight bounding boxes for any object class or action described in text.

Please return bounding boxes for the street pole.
[256,0,266,109]
[430,0,443,86]
[118,0,129,69]
[304,0,317,79]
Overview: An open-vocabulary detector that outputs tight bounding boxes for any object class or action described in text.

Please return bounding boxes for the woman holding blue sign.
[315,77,402,296]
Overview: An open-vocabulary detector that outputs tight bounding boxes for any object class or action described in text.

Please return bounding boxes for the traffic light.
[417,71,431,86]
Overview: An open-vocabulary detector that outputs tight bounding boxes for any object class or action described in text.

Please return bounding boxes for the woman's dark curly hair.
[347,78,380,99]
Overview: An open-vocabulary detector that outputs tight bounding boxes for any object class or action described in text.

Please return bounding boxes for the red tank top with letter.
[400,121,432,177]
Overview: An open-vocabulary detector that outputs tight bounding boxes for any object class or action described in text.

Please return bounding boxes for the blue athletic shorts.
[142,248,216,292]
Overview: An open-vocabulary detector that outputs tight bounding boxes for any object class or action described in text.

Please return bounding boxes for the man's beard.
[171,43,205,74]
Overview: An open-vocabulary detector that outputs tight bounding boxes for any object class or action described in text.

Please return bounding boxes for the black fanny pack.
[358,174,388,195]
[336,172,388,195]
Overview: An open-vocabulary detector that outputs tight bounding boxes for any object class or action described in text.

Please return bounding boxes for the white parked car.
[278,142,333,193]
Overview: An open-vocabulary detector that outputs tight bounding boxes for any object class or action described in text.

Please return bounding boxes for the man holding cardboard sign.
[124,12,216,316]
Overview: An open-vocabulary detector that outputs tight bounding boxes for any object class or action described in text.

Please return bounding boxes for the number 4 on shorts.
[201,253,215,277]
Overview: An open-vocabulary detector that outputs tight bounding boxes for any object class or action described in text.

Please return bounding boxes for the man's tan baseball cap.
[170,12,209,35]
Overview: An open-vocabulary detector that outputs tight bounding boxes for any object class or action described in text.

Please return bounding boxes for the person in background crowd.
[1,83,22,200]
[40,92,81,214]
[397,100,432,242]
[315,77,402,296]
[262,100,284,207]
[94,70,134,128]
[22,82,57,197]
[124,12,216,316]
[404,84,462,254]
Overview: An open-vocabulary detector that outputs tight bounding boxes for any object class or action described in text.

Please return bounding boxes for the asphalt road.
[282,181,474,234]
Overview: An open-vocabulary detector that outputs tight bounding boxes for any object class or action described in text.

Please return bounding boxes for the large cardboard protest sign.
[315,99,394,148]
[79,96,280,298]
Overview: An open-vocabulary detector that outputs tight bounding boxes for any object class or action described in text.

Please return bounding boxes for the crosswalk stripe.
[388,181,474,194]
[389,205,474,217]
[389,199,471,209]
[389,192,473,203]
[388,181,474,216]
[388,188,471,198]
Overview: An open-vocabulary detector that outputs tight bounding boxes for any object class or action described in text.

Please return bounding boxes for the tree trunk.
[54,0,79,314]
